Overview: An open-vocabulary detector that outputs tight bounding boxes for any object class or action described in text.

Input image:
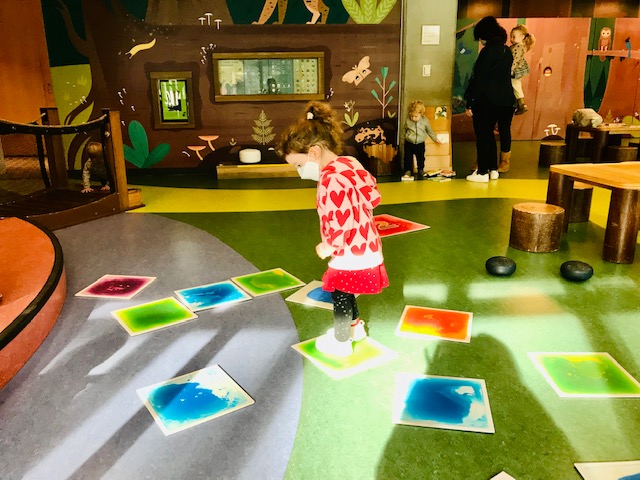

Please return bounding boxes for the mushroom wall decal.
[198,135,219,151]
[205,13,212,25]
[187,145,207,160]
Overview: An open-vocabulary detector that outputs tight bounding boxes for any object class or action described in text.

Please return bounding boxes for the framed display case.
[150,71,196,129]
[212,52,325,102]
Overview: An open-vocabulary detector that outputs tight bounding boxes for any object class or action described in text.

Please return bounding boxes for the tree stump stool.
[509,202,565,252]
[538,142,566,167]
[606,145,638,163]
[568,182,593,223]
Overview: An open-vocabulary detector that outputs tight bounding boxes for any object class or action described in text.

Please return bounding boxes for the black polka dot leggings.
[331,289,359,342]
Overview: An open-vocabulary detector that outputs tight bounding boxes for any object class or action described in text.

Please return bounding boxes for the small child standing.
[510,24,535,115]
[402,100,441,181]
[277,101,389,357]
[81,141,111,193]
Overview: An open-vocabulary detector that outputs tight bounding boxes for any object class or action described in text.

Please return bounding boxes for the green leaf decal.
[144,143,171,168]
[123,143,145,168]
[128,120,149,157]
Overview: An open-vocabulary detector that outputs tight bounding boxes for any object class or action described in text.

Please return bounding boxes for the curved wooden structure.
[0,217,66,388]
[509,202,565,253]
[0,108,133,230]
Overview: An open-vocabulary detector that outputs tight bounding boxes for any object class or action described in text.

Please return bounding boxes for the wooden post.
[0,136,4,175]
[103,109,130,211]
[591,129,609,163]
[603,188,640,263]
[546,171,574,233]
[509,203,565,253]
[41,107,68,189]
[564,124,580,163]
[569,182,593,223]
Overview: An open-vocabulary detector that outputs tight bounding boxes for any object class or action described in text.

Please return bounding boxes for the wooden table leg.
[592,130,609,163]
[564,124,579,164]
[547,171,573,233]
[603,189,640,263]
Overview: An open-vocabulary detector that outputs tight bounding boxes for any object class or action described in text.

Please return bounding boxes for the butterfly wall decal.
[342,56,372,86]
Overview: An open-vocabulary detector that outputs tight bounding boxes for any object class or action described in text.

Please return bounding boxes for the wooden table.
[546,162,640,263]
[564,123,640,164]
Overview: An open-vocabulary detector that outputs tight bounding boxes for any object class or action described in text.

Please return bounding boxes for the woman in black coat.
[464,17,515,182]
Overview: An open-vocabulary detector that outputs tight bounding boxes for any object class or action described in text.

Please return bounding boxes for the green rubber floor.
[162,196,640,480]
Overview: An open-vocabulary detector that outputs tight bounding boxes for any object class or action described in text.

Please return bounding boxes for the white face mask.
[297,155,320,181]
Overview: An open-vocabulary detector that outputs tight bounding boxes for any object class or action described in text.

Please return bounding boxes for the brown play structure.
[0,108,139,230]
[0,108,140,387]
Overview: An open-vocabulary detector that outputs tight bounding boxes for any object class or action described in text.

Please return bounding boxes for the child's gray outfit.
[403,117,438,175]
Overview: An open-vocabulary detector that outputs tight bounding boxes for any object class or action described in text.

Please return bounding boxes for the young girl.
[510,24,535,115]
[277,102,389,357]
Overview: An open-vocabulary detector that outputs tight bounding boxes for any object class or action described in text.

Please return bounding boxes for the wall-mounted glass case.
[212,52,325,102]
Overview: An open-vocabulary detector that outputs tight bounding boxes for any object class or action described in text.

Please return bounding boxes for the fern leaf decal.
[252,110,275,145]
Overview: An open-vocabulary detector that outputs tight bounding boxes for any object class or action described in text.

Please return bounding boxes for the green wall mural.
[226,0,348,24]
[342,0,397,24]
[452,20,478,114]
[584,18,615,111]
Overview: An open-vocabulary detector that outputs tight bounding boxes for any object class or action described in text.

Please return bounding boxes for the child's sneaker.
[350,320,367,342]
[401,171,414,181]
[489,170,499,180]
[315,329,353,357]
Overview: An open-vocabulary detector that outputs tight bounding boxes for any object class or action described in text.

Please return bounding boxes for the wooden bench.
[509,202,565,253]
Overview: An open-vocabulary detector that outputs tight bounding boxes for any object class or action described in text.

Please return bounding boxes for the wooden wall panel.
[598,18,640,118]
[86,8,401,168]
[0,0,54,123]
[594,0,639,17]
[510,0,571,17]
[465,0,504,19]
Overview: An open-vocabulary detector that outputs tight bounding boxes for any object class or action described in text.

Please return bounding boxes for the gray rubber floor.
[0,213,303,480]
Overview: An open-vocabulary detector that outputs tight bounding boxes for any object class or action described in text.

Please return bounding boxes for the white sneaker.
[489,170,499,180]
[466,170,489,183]
[315,329,353,357]
[401,171,414,181]
[350,320,367,342]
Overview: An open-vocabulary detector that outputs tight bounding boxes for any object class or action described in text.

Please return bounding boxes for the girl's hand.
[465,108,473,117]
[316,242,333,259]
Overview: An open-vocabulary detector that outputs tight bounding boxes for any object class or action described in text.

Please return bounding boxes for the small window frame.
[150,71,196,129]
